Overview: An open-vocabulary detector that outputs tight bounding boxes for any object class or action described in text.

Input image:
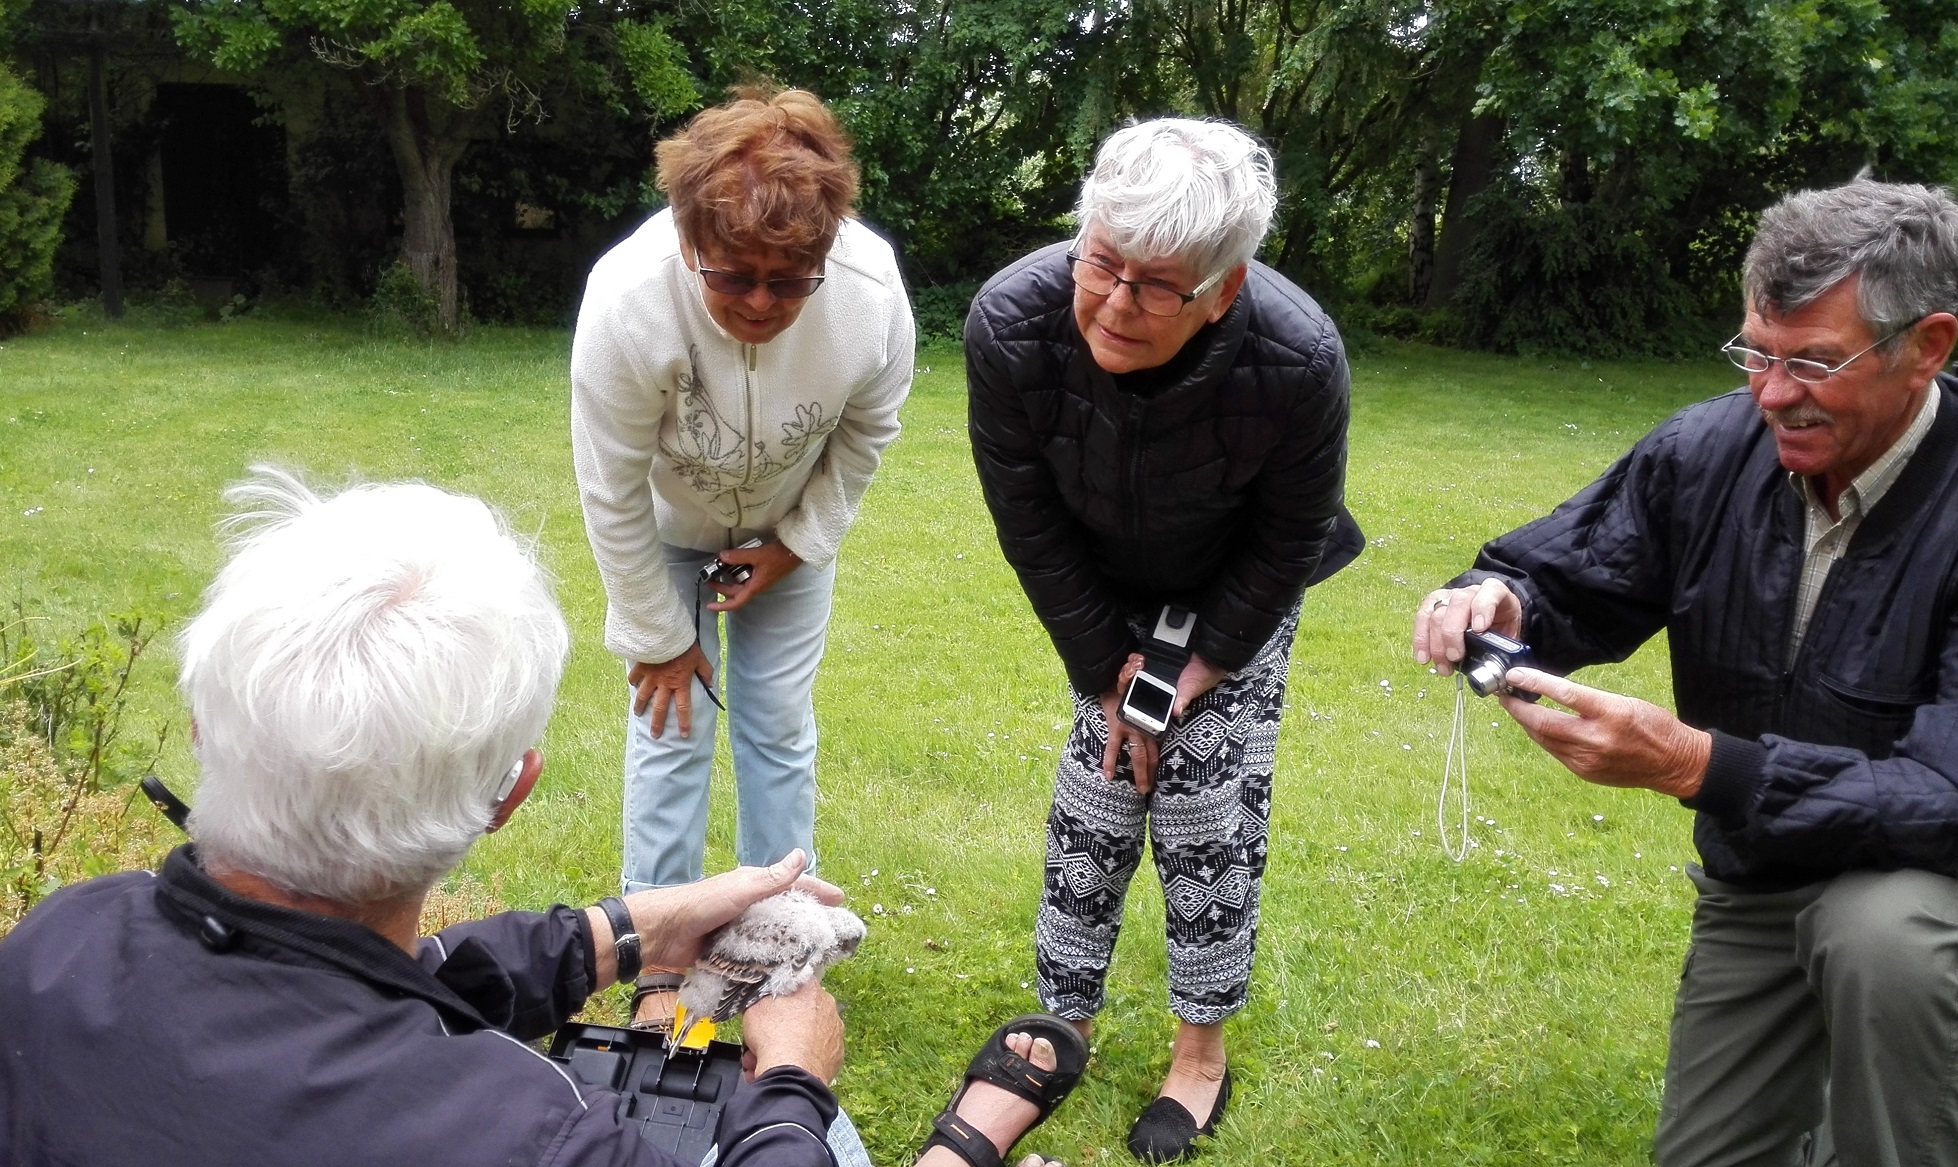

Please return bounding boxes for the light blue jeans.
[622,545,835,892]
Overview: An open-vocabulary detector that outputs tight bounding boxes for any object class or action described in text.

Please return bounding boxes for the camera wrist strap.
[1438,672,1472,862]
[688,579,728,712]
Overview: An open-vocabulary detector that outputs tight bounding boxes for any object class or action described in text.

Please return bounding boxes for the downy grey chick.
[679,889,866,1023]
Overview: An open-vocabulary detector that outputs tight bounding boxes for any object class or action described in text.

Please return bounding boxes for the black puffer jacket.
[1461,375,1958,889]
[966,242,1363,694]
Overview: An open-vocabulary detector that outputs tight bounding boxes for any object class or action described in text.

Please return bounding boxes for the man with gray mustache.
[1412,180,1958,1167]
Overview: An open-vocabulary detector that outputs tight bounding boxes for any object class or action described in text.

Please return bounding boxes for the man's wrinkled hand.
[1412,579,1523,675]
[622,849,845,975]
[1499,666,1710,800]
[741,981,843,1084]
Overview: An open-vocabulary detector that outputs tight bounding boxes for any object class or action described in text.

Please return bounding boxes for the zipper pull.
[748,344,757,372]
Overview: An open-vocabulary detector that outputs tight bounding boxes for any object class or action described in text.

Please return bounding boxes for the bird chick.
[679,890,866,1023]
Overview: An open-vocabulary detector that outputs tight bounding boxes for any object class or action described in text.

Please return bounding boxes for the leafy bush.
[369,260,444,338]
[1,609,173,933]
[1452,185,1725,359]
[0,64,75,334]
[912,280,978,344]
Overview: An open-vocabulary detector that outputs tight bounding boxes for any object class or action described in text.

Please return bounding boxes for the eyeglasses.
[1066,254,1226,317]
[1721,316,1924,384]
[695,266,826,300]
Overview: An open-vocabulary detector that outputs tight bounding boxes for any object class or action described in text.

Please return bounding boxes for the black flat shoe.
[1126,1068,1231,1163]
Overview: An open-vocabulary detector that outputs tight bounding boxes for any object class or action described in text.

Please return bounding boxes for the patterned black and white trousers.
[1035,602,1299,1025]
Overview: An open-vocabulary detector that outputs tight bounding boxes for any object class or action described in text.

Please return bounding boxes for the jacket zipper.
[733,341,757,527]
[1123,397,1147,538]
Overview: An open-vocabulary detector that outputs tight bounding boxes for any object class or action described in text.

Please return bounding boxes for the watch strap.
[597,895,642,983]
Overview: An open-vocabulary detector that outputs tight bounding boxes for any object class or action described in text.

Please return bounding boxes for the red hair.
[655,85,860,267]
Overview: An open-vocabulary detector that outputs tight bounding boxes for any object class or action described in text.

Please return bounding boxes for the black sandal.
[627,971,685,1033]
[918,1013,1090,1167]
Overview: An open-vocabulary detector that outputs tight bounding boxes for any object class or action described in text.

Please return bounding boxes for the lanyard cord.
[1439,671,1471,862]
[690,578,727,712]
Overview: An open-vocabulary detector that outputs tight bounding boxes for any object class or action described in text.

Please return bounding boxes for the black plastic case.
[548,1022,747,1161]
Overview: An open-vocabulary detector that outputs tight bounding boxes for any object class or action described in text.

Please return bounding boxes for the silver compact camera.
[1460,629,1539,701]
[698,538,765,587]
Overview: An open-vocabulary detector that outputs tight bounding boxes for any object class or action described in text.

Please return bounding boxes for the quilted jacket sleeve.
[1686,607,1958,877]
[1453,410,1689,674]
[422,907,597,1042]
[966,300,1135,694]
[543,1067,840,1167]
[1190,331,1356,672]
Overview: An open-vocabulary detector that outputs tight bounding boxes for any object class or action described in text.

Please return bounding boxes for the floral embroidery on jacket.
[658,345,838,504]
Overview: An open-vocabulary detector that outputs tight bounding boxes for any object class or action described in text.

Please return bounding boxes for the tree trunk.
[1408,139,1438,305]
[1425,112,1504,312]
[373,86,472,332]
[86,43,122,320]
[1559,147,1592,206]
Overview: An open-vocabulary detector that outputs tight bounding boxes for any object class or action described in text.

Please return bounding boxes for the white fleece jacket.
[570,210,914,664]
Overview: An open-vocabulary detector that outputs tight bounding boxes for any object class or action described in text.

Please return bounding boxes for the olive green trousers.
[1655,866,1958,1167]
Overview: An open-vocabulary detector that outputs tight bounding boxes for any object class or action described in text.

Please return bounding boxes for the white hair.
[179,466,569,904]
[1076,118,1278,276]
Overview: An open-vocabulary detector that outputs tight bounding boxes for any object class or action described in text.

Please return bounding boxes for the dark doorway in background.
[154,83,288,290]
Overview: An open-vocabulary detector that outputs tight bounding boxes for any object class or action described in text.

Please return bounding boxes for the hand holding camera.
[1412,579,1524,675]
[699,538,802,612]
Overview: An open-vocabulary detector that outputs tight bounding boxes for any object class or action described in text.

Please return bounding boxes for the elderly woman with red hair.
[571,88,912,1018]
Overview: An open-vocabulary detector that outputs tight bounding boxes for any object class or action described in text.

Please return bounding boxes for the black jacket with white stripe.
[0,845,837,1167]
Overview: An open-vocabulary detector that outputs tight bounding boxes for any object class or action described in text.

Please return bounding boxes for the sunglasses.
[689,243,827,300]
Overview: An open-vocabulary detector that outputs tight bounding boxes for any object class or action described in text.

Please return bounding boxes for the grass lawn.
[0,313,1738,1164]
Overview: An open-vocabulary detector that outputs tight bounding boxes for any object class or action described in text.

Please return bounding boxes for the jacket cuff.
[772,518,837,572]
[719,1066,840,1163]
[1682,730,1767,822]
[1189,626,1254,676]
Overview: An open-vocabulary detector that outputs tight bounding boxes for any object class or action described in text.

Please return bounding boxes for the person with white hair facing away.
[0,467,863,1167]
[964,119,1363,1162]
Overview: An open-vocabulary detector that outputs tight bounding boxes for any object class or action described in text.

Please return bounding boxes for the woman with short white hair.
[965,118,1363,1162]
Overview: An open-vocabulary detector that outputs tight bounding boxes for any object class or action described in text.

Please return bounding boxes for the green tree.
[0,59,73,332]
[173,0,701,332]
[1449,0,1958,352]
[652,0,1100,284]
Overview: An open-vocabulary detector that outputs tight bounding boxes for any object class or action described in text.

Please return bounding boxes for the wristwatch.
[1140,604,1195,686]
[597,895,642,983]
[1119,605,1196,737]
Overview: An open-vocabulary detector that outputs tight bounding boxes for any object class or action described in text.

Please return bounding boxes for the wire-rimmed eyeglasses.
[1721,316,1924,384]
[1066,253,1226,317]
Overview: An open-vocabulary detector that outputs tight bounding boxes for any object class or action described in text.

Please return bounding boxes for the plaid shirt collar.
[1789,385,1941,523]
